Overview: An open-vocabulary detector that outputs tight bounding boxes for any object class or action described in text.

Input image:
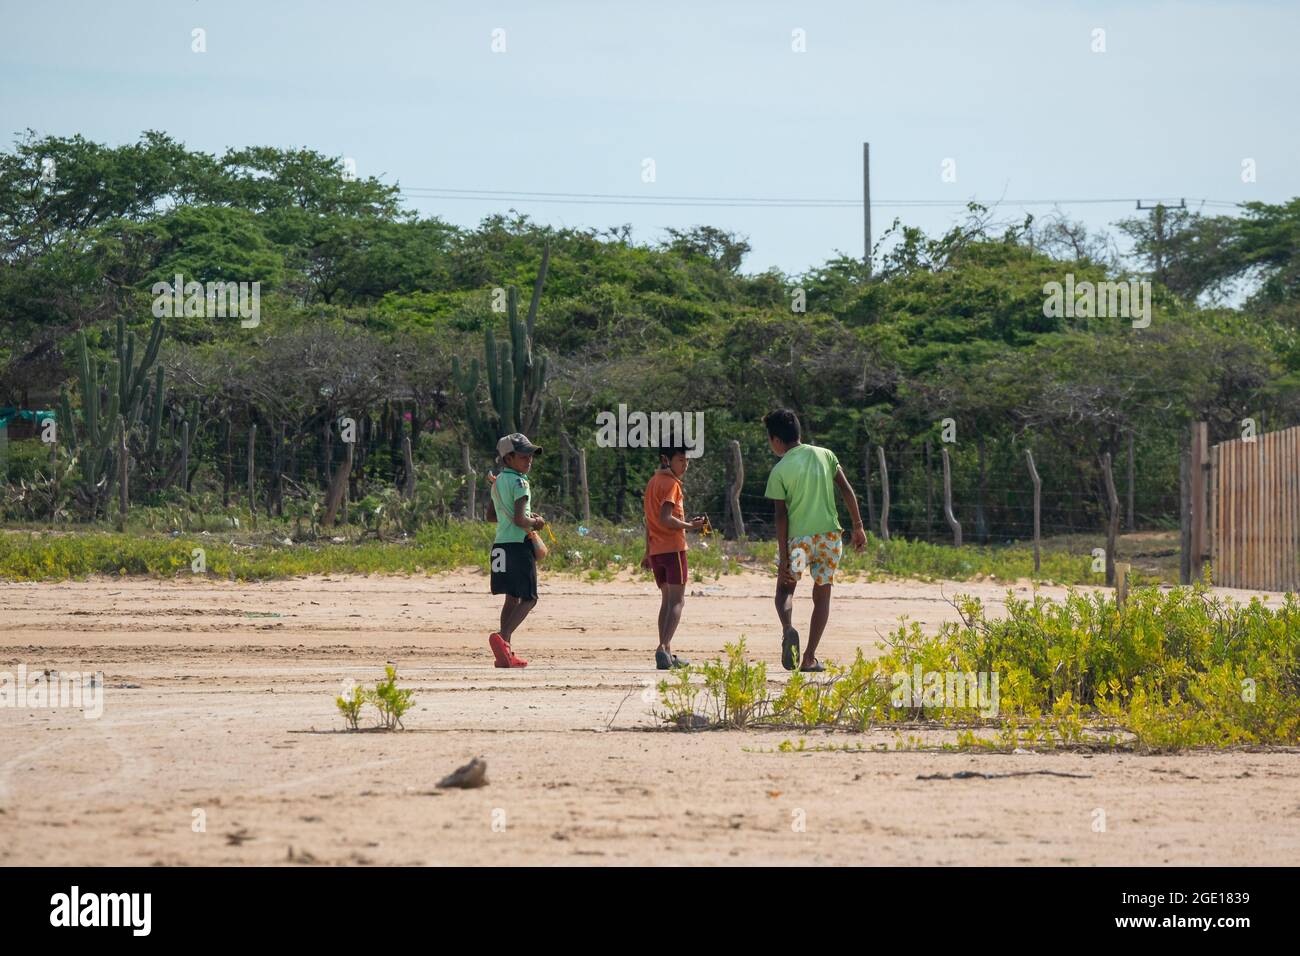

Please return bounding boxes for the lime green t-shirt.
[763,444,842,539]
[492,468,532,544]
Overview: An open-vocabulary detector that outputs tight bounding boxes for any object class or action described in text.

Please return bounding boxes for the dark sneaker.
[670,655,690,668]
[799,658,826,673]
[781,628,800,671]
[655,648,672,670]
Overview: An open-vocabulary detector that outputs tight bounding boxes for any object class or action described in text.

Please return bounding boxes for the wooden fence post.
[1116,562,1131,609]
[401,436,415,498]
[462,443,475,518]
[1126,431,1136,531]
[728,439,745,539]
[924,440,934,539]
[322,440,353,528]
[1025,448,1041,574]
[876,445,890,541]
[1209,440,1220,587]
[1189,421,1209,581]
[180,420,189,492]
[117,418,128,532]
[246,423,256,512]
[577,448,591,523]
[222,421,232,508]
[1101,451,1120,587]
[271,422,285,517]
[560,440,572,510]
[862,446,876,533]
[941,447,961,547]
[1179,447,1192,584]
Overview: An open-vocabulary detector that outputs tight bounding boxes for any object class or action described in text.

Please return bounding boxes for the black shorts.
[489,541,537,601]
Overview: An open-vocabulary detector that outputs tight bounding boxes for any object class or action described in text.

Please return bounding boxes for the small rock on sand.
[438,757,488,789]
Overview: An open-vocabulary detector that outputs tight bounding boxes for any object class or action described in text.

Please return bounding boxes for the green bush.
[660,584,1300,750]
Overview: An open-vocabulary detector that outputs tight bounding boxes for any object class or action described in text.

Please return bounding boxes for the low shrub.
[659,584,1300,750]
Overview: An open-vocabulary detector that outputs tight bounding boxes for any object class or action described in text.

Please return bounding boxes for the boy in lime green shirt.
[763,409,866,672]
[485,433,546,668]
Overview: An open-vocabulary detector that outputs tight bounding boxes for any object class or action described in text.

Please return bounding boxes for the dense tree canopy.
[2,132,1296,537]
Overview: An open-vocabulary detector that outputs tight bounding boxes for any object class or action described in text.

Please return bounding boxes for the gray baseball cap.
[496,432,543,458]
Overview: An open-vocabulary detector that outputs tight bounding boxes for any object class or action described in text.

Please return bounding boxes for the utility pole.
[1137,198,1185,288]
[863,142,872,276]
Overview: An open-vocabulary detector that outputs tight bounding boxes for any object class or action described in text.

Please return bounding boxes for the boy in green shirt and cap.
[485,432,546,668]
[763,409,867,672]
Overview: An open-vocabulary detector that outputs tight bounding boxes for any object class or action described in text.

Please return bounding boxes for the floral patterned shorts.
[787,531,843,586]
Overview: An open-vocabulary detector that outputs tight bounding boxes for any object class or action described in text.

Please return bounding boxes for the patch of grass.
[0,520,1165,586]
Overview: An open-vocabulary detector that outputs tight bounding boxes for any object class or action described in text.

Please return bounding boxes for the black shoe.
[670,655,690,668]
[799,658,825,673]
[655,648,672,670]
[782,628,800,671]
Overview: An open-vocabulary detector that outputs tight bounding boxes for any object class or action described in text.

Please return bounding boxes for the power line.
[396,186,1242,211]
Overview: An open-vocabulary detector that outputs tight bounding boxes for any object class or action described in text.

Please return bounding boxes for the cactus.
[69,315,167,517]
[451,242,551,453]
[147,365,165,457]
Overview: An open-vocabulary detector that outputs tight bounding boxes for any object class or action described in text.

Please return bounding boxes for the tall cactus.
[147,365,165,458]
[69,315,167,517]
[451,242,551,452]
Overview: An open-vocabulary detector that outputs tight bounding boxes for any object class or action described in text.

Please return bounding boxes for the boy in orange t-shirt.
[642,446,707,669]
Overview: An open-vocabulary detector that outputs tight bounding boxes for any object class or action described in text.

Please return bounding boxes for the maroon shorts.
[649,550,688,587]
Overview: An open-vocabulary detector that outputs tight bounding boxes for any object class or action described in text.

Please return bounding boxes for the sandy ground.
[1,570,1297,866]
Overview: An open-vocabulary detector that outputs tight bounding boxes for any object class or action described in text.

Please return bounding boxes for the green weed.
[335,682,366,731]
[335,666,416,731]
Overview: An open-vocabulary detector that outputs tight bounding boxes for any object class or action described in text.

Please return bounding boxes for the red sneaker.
[503,648,528,668]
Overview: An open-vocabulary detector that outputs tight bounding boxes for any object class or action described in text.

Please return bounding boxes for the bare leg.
[804,582,832,666]
[499,596,518,635]
[501,597,536,641]
[775,581,796,634]
[658,584,686,652]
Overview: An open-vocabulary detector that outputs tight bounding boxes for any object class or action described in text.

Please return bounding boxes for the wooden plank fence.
[1206,423,1300,591]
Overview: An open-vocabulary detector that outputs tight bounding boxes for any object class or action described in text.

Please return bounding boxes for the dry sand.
[1,570,1297,866]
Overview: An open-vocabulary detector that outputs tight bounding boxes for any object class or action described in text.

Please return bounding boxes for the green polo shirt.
[764,443,842,539]
[492,468,532,544]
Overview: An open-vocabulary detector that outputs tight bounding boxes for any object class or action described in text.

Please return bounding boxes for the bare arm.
[513,495,543,531]
[659,500,699,531]
[833,466,867,550]
[774,499,790,570]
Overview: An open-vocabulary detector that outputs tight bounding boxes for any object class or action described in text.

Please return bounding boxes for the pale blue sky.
[1,0,1295,275]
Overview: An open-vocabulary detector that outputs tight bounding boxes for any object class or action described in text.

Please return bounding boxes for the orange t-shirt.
[644,470,687,555]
